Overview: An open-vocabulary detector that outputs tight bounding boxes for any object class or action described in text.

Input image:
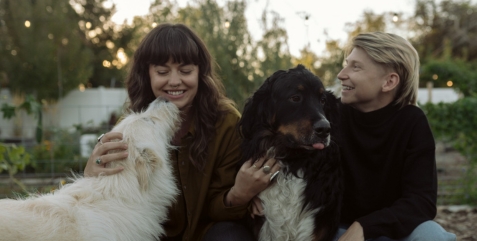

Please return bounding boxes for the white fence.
[0,87,128,141]
[0,86,462,141]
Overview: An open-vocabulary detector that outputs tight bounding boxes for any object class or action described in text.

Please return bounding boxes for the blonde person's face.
[149,60,199,112]
[337,47,390,112]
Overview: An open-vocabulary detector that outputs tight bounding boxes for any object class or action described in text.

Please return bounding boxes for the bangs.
[146,27,201,65]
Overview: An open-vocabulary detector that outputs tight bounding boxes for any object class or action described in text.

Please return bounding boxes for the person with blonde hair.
[334,32,456,241]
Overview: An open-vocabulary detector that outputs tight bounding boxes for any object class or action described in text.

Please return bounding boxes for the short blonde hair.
[345,32,420,108]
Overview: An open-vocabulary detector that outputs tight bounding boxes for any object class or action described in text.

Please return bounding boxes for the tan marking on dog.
[298,84,304,90]
[136,148,161,192]
[277,119,312,140]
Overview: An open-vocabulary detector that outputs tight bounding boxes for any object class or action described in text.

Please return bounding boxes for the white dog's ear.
[135,148,161,191]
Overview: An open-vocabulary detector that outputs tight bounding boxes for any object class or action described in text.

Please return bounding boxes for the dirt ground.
[435,205,477,240]
[434,143,476,240]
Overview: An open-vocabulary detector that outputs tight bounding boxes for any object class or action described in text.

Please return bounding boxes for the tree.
[421,58,477,96]
[412,0,477,62]
[254,9,293,86]
[411,0,477,91]
[312,40,344,89]
[345,10,387,39]
[70,0,137,88]
[0,0,93,101]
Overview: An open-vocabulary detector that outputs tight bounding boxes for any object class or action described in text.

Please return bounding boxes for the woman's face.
[149,59,199,112]
[337,47,391,112]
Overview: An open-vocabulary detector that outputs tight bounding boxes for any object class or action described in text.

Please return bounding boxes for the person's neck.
[354,93,395,113]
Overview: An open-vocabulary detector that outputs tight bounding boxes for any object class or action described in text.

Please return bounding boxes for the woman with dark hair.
[84,23,279,241]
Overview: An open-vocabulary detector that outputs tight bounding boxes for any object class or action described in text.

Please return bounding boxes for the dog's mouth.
[295,134,330,150]
[298,142,326,150]
[277,121,331,151]
[312,142,326,149]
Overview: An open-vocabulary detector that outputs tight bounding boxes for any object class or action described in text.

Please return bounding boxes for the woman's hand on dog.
[84,132,128,177]
[250,196,264,218]
[225,157,280,207]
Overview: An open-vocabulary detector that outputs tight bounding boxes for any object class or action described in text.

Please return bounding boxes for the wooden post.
[426,81,433,103]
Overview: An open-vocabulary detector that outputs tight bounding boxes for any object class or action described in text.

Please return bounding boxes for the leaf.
[36,126,43,144]
[1,103,17,119]
[0,163,8,172]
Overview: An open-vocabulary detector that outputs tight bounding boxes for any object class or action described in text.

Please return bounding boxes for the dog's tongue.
[312,143,325,150]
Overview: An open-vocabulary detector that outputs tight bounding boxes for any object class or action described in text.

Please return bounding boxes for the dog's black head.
[239,64,340,163]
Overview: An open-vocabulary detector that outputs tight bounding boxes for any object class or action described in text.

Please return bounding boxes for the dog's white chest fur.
[258,170,319,241]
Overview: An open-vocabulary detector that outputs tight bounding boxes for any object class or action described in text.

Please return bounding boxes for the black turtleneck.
[339,102,437,239]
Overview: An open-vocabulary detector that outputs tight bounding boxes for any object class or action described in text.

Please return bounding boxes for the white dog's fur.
[0,98,180,241]
[258,170,320,241]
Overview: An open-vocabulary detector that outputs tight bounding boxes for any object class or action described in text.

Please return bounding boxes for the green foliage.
[0,95,43,143]
[422,97,477,204]
[345,10,387,38]
[254,10,293,83]
[29,127,86,174]
[312,40,345,88]
[0,103,16,119]
[70,0,136,88]
[0,0,93,100]
[0,143,31,191]
[413,0,477,62]
[420,59,477,95]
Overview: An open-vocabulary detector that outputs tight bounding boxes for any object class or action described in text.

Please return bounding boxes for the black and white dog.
[239,65,342,241]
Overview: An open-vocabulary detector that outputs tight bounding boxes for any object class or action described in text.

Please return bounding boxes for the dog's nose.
[314,119,330,137]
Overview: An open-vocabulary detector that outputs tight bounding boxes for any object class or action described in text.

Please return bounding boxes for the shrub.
[422,97,477,204]
[29,127,88,175]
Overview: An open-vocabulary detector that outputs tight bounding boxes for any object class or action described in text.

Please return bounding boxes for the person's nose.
[337,68,348,81]
[169,70,181,87]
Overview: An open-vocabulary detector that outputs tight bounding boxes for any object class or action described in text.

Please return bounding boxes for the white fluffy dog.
[0,98,180,241]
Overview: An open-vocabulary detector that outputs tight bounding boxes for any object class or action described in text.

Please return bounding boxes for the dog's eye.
[320,97,326,105]
[289,95,302,103]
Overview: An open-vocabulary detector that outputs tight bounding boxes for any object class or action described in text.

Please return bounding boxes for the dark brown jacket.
[163,104,248,241]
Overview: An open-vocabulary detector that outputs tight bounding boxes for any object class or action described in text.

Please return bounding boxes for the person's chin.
[340,97,351,104]
[177,103,193,112]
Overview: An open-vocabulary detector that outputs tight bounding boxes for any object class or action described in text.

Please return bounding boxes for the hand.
[250,196,264,219]
[225,155,281,207]
[338,221,365,241]
[84,132,128,177]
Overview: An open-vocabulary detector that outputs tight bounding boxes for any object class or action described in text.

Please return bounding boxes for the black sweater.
[339,102,437,239]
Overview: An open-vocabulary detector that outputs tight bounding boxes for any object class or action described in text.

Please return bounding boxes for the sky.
[108,0,417,56]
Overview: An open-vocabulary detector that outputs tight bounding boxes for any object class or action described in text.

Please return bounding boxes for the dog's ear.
[239,70,286,140]
[135,148,160,191]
